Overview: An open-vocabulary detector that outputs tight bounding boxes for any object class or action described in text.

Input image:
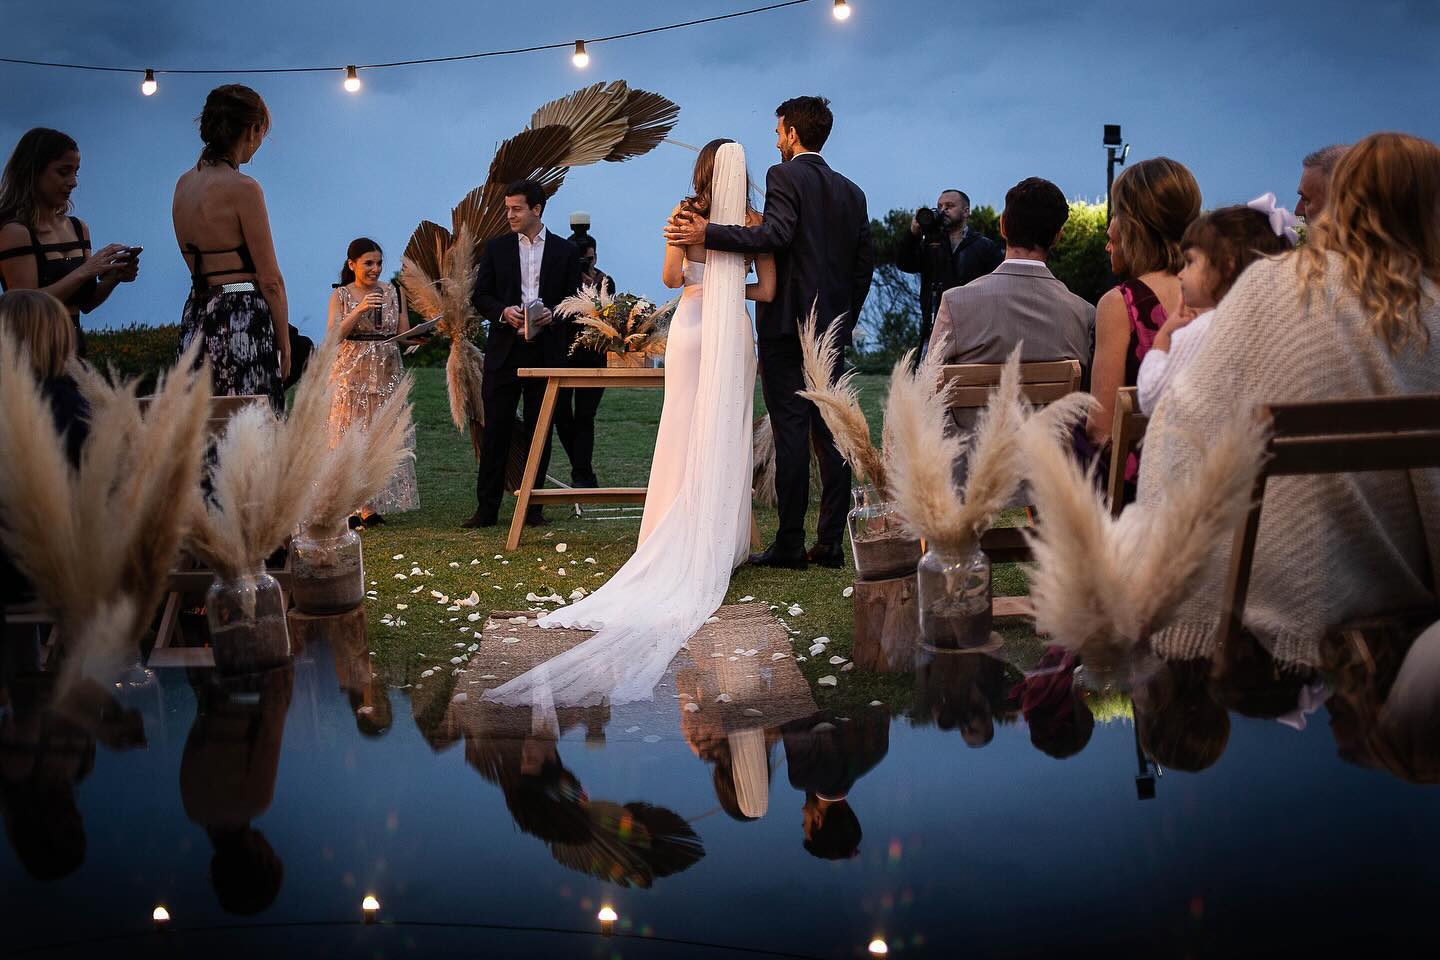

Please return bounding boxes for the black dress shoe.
[362,512,385,527]
[807,542,845,568]
[348,514,364,531]
[748,544,808,570]
[571,472,600,489]
[461,511,497,529]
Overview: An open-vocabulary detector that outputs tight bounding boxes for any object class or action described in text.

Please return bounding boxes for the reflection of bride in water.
[486,140,764,708]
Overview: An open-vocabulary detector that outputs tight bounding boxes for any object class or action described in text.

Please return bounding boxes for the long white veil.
[484,142,755,707]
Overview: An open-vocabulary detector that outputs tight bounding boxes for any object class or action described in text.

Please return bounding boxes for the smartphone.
[125,246,143,259]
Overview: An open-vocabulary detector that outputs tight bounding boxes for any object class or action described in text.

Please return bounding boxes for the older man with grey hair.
[1296,144,1349,221]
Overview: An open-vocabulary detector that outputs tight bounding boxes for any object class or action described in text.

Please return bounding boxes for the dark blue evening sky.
[3,0,1438,338]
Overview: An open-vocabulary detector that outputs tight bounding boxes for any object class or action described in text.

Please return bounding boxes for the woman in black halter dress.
[0,128,139,357]
[173,85,289,411]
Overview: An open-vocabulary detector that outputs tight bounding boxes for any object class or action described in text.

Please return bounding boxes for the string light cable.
[0,0,848,93]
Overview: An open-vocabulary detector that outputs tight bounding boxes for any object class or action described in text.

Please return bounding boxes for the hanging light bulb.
[152,905,171,926]
[141,68,158,96]
[833,0,852,20]
[572,40,590,69]
[343,65,362,93]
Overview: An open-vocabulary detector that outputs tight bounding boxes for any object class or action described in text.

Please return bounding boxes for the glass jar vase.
[847,483,921,580]
[291,524,365,615]
[206,564,291,673]
[916,540,993,649]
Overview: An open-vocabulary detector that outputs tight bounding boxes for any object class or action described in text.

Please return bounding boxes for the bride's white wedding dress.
[485,142,756,707]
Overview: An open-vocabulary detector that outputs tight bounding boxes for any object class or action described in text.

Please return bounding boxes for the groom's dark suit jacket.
[705,153,874,346]
[471,231,582,373]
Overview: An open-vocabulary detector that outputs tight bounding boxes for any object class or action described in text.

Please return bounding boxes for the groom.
[665,96,874,569]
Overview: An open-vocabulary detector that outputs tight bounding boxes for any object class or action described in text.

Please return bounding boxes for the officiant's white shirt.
[519,227,547,304]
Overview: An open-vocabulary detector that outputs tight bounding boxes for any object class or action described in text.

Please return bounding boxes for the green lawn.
[355,369,1032,707]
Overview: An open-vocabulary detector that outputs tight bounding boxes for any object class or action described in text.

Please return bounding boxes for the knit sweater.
[1137,251,1440,665]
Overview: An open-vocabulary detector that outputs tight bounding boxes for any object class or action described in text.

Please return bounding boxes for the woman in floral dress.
[326,237,418,527]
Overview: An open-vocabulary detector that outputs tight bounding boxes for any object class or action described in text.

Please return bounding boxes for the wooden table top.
[517,366,664,379]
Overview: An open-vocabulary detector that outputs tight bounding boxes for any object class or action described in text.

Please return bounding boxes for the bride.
[485,140,775,707]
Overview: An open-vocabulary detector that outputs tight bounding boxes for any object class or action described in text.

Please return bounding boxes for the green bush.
[86,322,181,381]
[1049,200,1113,305]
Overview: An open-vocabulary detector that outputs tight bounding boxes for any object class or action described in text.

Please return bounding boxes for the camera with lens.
[914,205,950,244]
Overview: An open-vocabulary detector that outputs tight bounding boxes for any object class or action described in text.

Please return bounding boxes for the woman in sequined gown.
[325,237,419,526]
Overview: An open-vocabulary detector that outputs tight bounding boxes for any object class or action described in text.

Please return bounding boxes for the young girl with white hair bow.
[1136,193,1299,414]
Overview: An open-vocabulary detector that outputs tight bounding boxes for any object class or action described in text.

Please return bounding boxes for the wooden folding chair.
[1218,394,1440,649]
[941,359,1083,616]
[1106,386,1149,517]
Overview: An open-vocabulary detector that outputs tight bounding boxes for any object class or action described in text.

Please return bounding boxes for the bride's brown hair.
[682,138,736,218]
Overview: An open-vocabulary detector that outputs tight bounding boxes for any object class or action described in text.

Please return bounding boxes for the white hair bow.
[1247,192,1300,245]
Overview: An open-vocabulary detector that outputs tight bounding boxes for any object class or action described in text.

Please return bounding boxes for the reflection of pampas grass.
[797,311,886,494]
[305,374,416,532]
[0,333,211,687]
[1020,411,1269,656]
[887,345,1088,550]
[189,331,344,579]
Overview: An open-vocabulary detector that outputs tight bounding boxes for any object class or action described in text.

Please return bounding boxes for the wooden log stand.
[851,571,919,672]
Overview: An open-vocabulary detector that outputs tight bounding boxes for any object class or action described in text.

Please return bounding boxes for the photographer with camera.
[896,189,1003,352]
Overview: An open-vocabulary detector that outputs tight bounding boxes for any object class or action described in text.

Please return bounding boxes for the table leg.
[506,379,561,551]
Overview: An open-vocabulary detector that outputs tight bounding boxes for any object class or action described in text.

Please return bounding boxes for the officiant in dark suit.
[665,96,874,569]
[464,179,581,529]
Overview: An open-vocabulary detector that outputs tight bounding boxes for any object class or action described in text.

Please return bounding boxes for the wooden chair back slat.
[1107,386,1148,517]
[942,359,1081,388]
[1219,394,1440,651]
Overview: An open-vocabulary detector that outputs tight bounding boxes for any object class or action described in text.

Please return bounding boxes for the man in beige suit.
[927,176,1094,430]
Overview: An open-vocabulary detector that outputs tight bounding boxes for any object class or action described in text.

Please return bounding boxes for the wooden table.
[507,367,666,550]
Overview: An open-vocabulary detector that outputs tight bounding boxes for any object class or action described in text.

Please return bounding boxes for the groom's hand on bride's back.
[664,210,708,246]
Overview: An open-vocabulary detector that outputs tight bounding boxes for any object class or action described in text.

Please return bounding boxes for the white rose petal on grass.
[557,568,566,577]
[771,652,790,661]
[683,702,700,713]
[471,559,481,565]
[394,574,407,580]
[410,566,423,576]
[811,637,830,645]
[450,657,463,665]
[870,700,883,707]
[738,595,755,603]
[395,603,408,610]
[555,543,568,553]
[420,669,434,678]
[818,675,838,687]
[569,589,585,600]
[828,655,848,665]
[809,644,827,657]
[787,605,803,616]
[842,586,854,598]
[842,662,855,672]
[467,612,482,622]
[796,656,807,663]
[584,557,596,564]
[449,562,460,568]
[392,554,404,561]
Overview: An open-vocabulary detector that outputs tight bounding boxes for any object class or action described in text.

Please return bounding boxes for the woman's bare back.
[172,165,254,282]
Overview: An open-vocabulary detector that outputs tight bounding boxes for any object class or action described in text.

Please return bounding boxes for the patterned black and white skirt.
[179,288,283,412]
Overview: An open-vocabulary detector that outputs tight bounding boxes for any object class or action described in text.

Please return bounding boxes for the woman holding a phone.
[173,84,288,411]
[0,127,141,357]
[325,236,418,528]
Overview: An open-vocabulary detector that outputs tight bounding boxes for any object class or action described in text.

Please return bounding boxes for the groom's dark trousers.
[706,152,874,552]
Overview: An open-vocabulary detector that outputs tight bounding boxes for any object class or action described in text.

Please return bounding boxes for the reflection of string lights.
[597,905,618,936]
[868,938,889,956]
[362,894,380,924]
[0,1,854,97]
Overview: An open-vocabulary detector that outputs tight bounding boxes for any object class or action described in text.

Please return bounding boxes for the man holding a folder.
[465,179,582,529]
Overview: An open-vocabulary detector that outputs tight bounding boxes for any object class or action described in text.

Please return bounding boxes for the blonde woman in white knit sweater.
[1138,132,1440,665]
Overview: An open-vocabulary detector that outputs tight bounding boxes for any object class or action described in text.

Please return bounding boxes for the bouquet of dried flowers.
[557,282,677,358]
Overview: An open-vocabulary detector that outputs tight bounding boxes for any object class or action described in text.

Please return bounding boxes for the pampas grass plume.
[797,311,886,494]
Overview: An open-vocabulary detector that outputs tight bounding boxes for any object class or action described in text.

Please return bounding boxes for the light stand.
[1104,124,1130,225]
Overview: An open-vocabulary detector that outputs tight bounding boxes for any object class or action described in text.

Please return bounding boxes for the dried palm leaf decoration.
[400,81,680,437]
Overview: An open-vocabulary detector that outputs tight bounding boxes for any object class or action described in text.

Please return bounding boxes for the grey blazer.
[927,260,1095,489]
